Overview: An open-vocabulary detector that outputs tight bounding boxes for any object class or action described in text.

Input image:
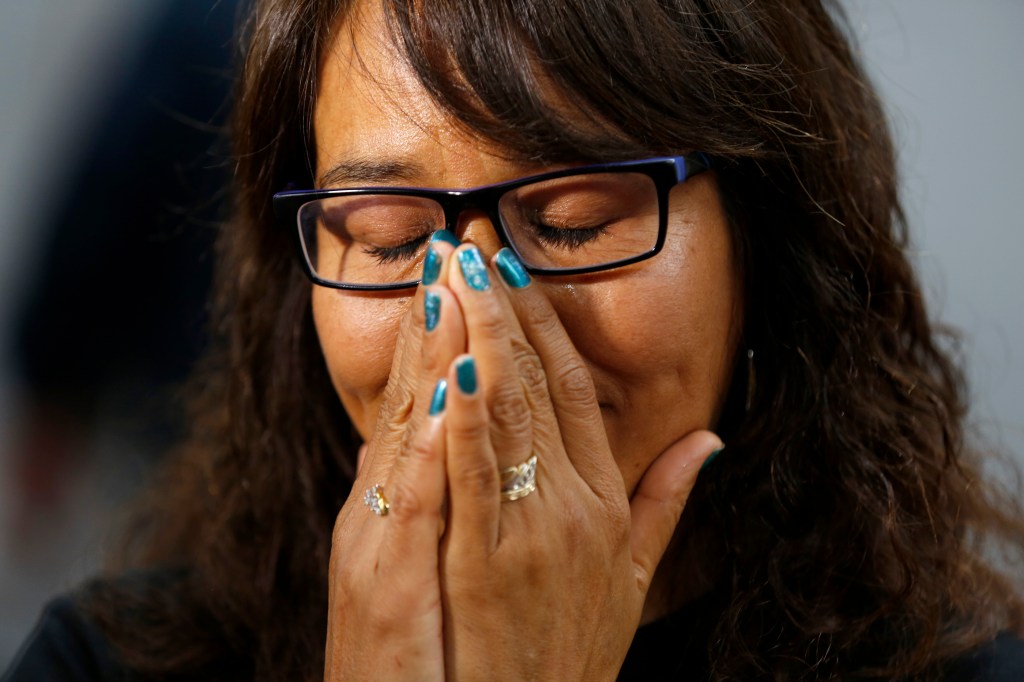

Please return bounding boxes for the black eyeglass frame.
[272,153,712,291]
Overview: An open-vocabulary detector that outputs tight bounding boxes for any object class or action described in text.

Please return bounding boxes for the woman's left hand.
[425,244,721,681]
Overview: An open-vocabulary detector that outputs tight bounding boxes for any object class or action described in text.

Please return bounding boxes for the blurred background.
[0,0,1022,669]
[0,0,242,665]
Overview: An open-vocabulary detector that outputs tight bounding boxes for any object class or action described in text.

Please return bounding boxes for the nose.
[456,209,505,262]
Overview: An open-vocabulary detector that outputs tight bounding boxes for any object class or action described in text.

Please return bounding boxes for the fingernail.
[430,229,460,247]
[495,248,531,289]
[455,356,477,394]
[700,446,725,473]
[422,246,441,285]
[457,247,490,291]
[424,290,441,331]
[429,379,448,415]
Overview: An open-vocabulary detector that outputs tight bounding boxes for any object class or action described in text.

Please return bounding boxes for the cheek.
[551,204,740,490]
[616,237,737,382]
[312,287,410,439]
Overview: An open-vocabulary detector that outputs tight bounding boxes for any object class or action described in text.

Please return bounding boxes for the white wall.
[844,0,1024,464]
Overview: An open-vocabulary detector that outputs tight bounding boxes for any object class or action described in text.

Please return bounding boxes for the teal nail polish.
[422,246,441,285]
[429,379,447,415]
[700,446,725,473]
[457,247,490,291]
[495,248,531,289]
[424,290,441,331]
[430,229,460,247]
[455,356,477,394]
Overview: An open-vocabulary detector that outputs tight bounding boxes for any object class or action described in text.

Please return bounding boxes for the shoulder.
[1,593,125,682]
[944,633,1024,682]
[2,570,187,682]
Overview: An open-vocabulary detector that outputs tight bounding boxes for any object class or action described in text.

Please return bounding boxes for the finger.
[446,244,535,470]
[492,248,616,497]
[339,292,422,535]
[629,431,723,590]
[377,413,449,564]
[408,234,463,439]
[328,416,447,682]
[360,234,463,485]
[444,354,501,552]
[489,249,559,422]
[383,283,466,499]
[412,278,465,433]
[359,286,424,482]
[327,416,446,682]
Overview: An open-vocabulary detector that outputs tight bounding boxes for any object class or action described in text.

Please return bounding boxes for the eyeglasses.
[273,154,711,290]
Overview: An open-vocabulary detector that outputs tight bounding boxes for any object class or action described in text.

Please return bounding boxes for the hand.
[427,243,722,681]
[323,237,471,681]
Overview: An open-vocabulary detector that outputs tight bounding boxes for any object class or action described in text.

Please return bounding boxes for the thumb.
[628,430,723,589]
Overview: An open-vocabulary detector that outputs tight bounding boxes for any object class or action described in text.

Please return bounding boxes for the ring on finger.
[500,455,538,502]
[363,484,390,516]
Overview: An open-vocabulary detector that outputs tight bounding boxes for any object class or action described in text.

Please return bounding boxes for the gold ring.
[500,455,538,502]
[363,484,390,516]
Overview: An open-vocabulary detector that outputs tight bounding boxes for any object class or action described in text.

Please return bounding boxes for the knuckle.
[519,292,559,332]
[554,360,596,404]
[379,379,415,427]
[419,343,448,379]
[452,455,498,496]
[559,499,588,540]
[487,383,532,433]
[404,430,437,466]
[388,477,428,520]
[512,340,547,395]
[396,417,418,457]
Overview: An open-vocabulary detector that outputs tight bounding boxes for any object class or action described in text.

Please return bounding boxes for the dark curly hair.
[86,0,1024,679]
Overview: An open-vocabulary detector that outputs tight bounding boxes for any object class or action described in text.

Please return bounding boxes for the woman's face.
[312,4,742,494]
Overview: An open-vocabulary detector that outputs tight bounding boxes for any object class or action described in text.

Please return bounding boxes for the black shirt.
[6,592,1024,681]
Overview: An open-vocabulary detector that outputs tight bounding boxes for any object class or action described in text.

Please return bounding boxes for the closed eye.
[531,219,609,251]
[361,233,429,264]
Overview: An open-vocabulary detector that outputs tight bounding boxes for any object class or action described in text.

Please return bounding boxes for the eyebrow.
[317,157,428,188]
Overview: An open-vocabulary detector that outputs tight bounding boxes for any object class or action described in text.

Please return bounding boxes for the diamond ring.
[500,455,538,502]
[363,484,390,516]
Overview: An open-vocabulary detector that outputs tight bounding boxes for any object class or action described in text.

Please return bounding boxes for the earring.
[745,348,756,412]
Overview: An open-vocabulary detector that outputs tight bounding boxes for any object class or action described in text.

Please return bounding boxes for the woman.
[7,0,1024,679]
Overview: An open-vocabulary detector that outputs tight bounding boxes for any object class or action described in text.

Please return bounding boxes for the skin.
[316,3,741,680]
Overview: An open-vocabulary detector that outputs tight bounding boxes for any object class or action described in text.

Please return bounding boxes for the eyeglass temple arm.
[675,153,713,181]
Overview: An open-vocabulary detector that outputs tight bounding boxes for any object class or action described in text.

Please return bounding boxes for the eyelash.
[531,220,608,251]
[362,234,429,264]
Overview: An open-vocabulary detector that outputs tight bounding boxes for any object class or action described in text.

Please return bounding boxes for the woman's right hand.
[323,238,468,681]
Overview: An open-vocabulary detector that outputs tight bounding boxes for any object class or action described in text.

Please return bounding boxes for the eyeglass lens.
[297,171,660,286]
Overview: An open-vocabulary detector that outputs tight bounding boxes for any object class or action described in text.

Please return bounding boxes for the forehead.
[314,3,522,187]
[315,5,429,163]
